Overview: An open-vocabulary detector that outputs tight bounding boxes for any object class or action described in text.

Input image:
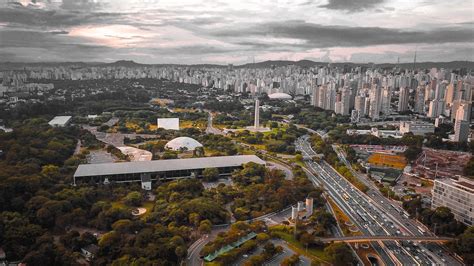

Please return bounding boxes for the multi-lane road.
[296,136,462,266]
[332,144,462,265]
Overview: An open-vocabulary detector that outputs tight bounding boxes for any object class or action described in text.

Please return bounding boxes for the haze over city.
[1,1,474,266]
[0,0,473,64]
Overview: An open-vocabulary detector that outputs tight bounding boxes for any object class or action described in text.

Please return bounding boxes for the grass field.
[328,198,362,237]
[269,227,331,264]
[125,121,141,131]
[181,120,207,129]
[368,153,407,170]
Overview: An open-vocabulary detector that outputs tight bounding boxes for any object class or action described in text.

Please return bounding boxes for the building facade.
[432,177,473,225]
[399,121,435,136]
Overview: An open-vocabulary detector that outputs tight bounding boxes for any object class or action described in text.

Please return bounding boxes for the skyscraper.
[428,99,445,118]
[381,86,392,115]
[369,83,382,119]
[354,95,366,117]
[454,119,469,142]
[414,85,426,114]
[398,87,410,112]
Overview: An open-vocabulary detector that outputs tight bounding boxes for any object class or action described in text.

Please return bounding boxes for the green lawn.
[140,201,155,220]
[111,201,127,210]
[270,229,331,263]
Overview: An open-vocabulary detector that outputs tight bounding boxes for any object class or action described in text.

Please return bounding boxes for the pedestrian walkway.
[204,232,257,262]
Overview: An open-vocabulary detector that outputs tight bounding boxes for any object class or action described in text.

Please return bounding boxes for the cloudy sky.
[0,0,473,64]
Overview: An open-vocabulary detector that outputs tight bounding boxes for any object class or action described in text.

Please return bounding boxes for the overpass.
[317,235,454,243]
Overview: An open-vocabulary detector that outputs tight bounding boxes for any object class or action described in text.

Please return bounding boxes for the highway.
[332,144,462,265]
[296,136,448,266]
[317,235,454,243]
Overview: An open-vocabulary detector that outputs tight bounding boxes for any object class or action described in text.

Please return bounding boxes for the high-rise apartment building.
[369,83,382,119]
[428,99,445,118]
[398,86,410,112]
[454,119,469,142]
[432,177,473,225]
[414,85,426,114]
[381,86,392,114]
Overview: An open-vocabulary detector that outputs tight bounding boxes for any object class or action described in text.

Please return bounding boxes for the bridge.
[317,235,454,243]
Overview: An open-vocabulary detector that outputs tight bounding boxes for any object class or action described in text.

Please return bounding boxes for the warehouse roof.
[74,155,265,178]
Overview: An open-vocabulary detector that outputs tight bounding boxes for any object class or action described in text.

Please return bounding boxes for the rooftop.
[436,177,474,193]
[74,155,265,178]
[48,116,72,126]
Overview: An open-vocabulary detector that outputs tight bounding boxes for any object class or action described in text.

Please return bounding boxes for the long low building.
[73,155,265,190]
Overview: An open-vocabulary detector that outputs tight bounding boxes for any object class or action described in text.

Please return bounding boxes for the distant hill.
[0,61,101,70]
[238,60,474,70]
[100,60,147,67]
[1,60,473,70]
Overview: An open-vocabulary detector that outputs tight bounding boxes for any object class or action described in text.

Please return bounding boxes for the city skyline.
[0,0,473,64]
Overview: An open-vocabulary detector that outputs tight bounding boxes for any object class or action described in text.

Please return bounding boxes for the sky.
[0,0,473,64]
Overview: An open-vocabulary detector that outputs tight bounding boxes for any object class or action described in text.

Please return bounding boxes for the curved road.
[186,207,293,266]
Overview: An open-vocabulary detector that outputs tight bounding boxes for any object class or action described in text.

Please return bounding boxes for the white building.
[48,116,72,127]
[399,121,435,136]
[351,110,360,123]
[157,118,180,130]
[165,137,203,151]
[369,83,382,120]
[432,177,474,225]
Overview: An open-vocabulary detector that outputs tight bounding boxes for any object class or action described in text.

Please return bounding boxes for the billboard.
[157,118,179,130]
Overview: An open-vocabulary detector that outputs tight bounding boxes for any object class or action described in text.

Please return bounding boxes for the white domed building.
[268,92,292,100]
[165,137,203,151]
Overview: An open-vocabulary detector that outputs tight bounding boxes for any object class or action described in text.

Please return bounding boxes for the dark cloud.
[61,0,103,11]
[0,5,120,27]
[209,21,474,48]
[50,30,69,35]
[0,30,109,52]
[320,0,385,12]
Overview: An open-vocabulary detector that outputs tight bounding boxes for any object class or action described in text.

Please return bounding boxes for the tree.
[162,151,178,160]
[193,146,205,157]
[111,219,134,233]
[299,232,313,250]
[263,242,276,255]
[404,146,422,162]
[463,157,474,178]
[324,242,354,265]
[40,165,61,180]
[295,154,303,162]
[175,245,187,259]
[281,254,300,266]
[198,220,212,234]
[256,233,270,243]
[453,226,474,264]
[311,210,336,229]
[202,168,220,182]
[124,191,142,207]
